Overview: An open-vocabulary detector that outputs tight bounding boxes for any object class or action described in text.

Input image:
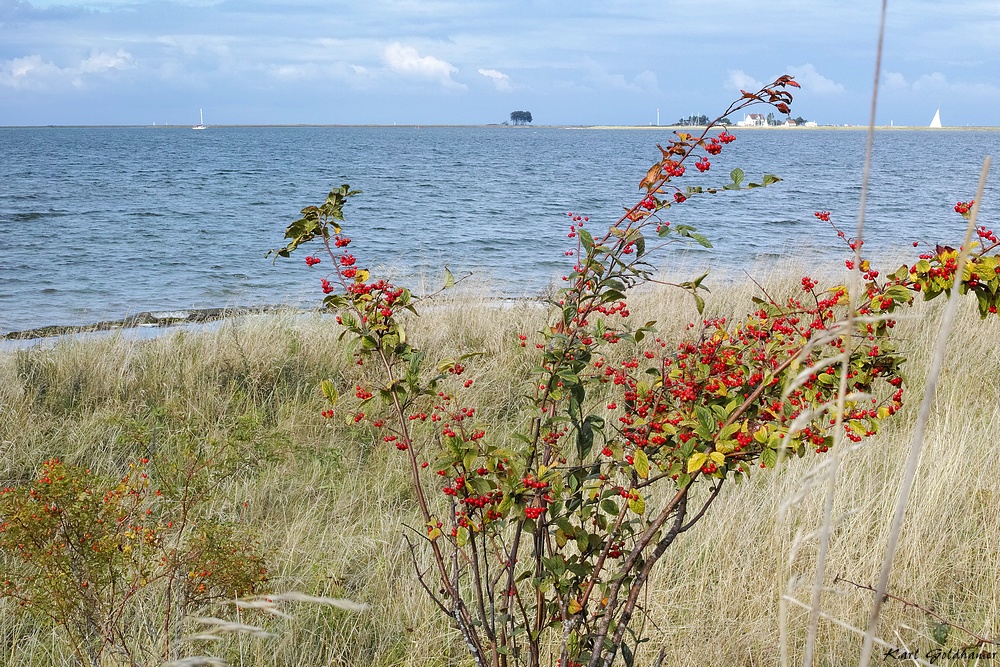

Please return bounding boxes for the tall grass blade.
[857,156,992,667]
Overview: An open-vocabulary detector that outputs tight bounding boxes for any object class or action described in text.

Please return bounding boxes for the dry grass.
[1,273,998,666]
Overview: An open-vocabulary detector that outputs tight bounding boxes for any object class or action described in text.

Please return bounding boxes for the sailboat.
[193,109,207,130]
[929,108,942,128]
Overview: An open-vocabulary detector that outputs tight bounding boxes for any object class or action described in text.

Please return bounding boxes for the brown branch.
[837,575,999,648]
[586,480,694,667]
[602,493,690,667]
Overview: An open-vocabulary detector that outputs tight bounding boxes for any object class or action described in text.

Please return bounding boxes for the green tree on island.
[510,110,533,125]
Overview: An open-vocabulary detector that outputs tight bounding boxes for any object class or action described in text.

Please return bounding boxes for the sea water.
[1,126,997,334]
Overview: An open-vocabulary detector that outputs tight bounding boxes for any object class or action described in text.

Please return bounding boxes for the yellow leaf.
[628,495,646,515]
[709,451,726,465]
[633,449,650,479]
[354,269,370,284]
[687,452,708,474]
[568,599,583,615]
[320,379,339,406]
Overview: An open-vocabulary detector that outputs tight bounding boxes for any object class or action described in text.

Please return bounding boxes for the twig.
[837,576,999,648]
[402,532,450,616]
[784,595,938,667]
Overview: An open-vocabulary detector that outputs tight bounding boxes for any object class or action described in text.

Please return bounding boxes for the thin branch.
[837,576,999,648]
[402,532,450,616]
[679,479,724,532]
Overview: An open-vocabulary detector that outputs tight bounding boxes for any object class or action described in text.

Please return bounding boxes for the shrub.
[271,77,999,667]
[0,456,268,667]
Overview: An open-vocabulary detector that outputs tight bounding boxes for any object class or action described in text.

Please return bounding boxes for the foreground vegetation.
[1,271,997,665]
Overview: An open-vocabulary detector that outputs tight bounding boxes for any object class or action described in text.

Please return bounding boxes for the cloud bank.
[383,42,462,88]
[478,68,511,91]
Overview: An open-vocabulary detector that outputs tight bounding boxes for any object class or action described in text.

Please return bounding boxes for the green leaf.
[717,423,740,441]
[688,233,713,248]
[693,292,706,314]
[762,174,781,186]
[576,416,595,459]
[622,642,635,667]
[542,556,566,576]
[730,167,745,186]
[579,228,594,249]
[761,448,778,469]
[628,495,645,515]
[444,266,455,289]
[695,406,715,432]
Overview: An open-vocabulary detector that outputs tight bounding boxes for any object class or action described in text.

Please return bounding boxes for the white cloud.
[383,42,462,88]
[80,49,134,73]
[882,71,909,90]
[885,71,1000,98]
[350,64,368,76]
[785,64,845,95]
[583,60,659,94]
[912,72,948,92]
[725,69,763,92]
[478,68,511,91]
[263,63,317,80]
[0,55,61,89]
[0,50,134,89]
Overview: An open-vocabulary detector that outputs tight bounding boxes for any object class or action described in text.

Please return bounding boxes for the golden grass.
[1,274,998,666]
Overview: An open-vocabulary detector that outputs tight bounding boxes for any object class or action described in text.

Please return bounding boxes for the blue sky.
[1,0,997,126]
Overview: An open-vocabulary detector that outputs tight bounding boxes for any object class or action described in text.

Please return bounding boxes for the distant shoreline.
[3,123,999,131]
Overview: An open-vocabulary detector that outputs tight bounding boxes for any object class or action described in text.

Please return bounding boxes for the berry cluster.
[955,200,975,215]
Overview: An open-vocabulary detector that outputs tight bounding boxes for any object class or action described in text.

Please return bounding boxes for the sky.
[1,0,998,127]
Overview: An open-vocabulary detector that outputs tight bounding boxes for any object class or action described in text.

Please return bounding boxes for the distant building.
[784,119,797,126]
[804,121,818,127]
[737,113,767,127]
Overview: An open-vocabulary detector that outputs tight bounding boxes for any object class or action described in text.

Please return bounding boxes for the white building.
[737,113,767,127]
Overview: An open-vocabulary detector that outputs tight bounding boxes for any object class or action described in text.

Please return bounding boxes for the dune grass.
[1,272,998,666]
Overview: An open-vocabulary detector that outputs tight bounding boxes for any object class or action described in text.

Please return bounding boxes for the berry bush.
[0,455,268,667]
[271,76,999,667]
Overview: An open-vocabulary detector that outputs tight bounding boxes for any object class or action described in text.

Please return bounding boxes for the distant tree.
[509,111,533,125]
[672,114,711,126]
[793,116,807,125]
[719,116,733,125]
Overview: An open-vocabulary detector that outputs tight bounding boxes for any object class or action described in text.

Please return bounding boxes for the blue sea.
[1,125,998,335]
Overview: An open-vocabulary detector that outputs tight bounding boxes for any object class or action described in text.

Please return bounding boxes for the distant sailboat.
[193,109,207,130]
[929,108,942,128]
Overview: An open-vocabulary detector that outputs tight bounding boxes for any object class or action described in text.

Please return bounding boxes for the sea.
[1,125,998,336]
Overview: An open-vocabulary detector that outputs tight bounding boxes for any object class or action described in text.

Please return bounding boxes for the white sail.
[929,108,942,128]
[193,109,207,130]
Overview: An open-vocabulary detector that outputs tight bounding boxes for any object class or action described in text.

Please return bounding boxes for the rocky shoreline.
[2,305,288,341]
